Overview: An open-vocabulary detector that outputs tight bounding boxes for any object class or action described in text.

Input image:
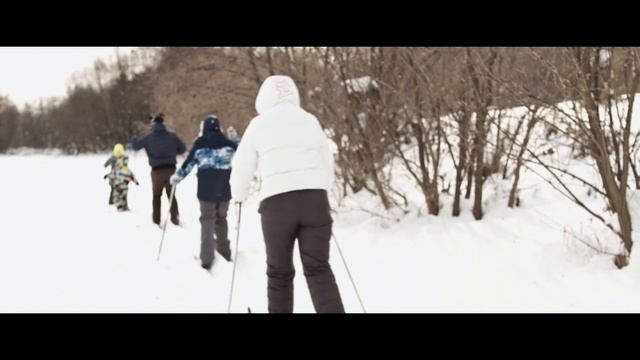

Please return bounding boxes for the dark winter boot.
[217,247,232,262]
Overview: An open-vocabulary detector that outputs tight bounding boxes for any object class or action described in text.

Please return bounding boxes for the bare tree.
[508,106,539,207]
[0,96,20,152]
[466,48,500,220]
[512,47,640,268]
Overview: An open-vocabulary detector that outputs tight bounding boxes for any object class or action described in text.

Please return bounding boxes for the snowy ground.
[2,148,640,313]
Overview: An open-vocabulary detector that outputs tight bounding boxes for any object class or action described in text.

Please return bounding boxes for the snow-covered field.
[2,138,640,312]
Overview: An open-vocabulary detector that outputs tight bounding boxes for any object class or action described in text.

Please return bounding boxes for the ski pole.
[227,202,243,313]
[332,232,367,313]
[157,184,177,261]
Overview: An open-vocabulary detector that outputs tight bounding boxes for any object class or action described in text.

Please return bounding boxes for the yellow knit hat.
[113,144,125,158]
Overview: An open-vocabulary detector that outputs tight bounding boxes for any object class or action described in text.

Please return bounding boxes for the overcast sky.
[0,47,137,108]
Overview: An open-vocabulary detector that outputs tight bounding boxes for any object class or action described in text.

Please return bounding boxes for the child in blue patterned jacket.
[170,115,238,270]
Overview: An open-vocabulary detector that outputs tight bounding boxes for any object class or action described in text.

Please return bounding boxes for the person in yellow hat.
[104,144,123,205]
[104,144,138,210]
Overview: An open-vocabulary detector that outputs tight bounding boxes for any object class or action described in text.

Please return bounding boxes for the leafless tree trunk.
[452,104,471,216]
[467,48,499,220]
[508,106,539,207]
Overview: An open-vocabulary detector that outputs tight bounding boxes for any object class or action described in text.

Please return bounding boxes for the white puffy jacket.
[230,75,335,203]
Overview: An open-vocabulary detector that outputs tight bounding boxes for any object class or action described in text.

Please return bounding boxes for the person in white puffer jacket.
[230,75,344,313]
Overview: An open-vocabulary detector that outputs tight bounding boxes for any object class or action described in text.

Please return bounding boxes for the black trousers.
[259,189,345,313]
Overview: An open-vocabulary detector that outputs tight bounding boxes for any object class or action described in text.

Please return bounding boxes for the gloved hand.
[134,179,140,186]
[170,174,181,186]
